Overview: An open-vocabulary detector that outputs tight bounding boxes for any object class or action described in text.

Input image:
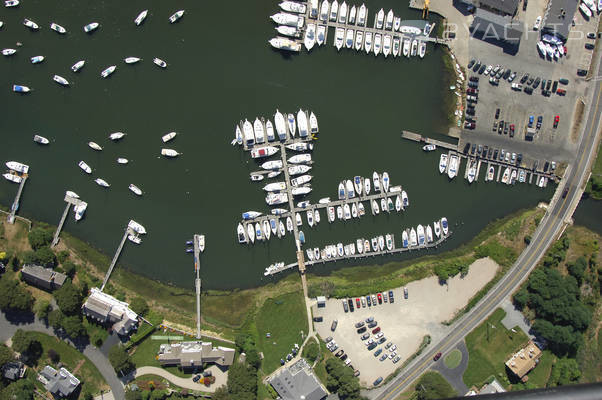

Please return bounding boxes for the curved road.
[373,57,602,400]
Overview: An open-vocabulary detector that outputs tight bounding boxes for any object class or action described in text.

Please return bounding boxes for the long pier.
[51,193,84,248]
[192,233,203,339]
[7,175,28,224]
[101,225,135,291]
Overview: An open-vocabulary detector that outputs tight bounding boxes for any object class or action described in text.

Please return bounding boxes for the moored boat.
[439,153,448,173]
[83,22,99,33]
[419,41,426,58]
[304,23,316,51]
[447,154,458,179]
[129,184,143,196]
[402,230,409,248]
[382,171,390,192]
[288,164,311,175]
[376,8,384,29]
[383,34,391,57]
[161,148,180,157]
[6,161,29,174]
[3,48,17,56]
[134,9,148,26]
[372,171,381,192]
[169,10,185,23]
[358,3,366,26]
[71,60,85,72]
[31,55,44,64]
[33,134,49,144]
[317,24,326,45]
[101,65,116,78]
[153,57,167,68]
[23,18,39,30]
[364,31,372,53]
[409,228,417,247]
[385,9,393,30]
[3,173,22,184]
[88,141,102,151]
[373,33,382,56]
[53,75,69,86]
[417,224,425,246]
[251,146,279,159]
[74,201,88,221]
[441,217,449,235]
[95,178,110,187]
[426,225,433,243]
[423,144,436,151]
[254,118,265,144]
[109,132,125,141]
[117,158,128,164]
[124,57,141,64]
[78,160,92,174]
[501,167,510,184]
[288,154,311,164]
[434,220,441,238]
[247,224,255,244]
[334,27,344,50]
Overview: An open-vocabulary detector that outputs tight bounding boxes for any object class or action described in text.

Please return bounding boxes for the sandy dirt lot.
[313,257,498,385]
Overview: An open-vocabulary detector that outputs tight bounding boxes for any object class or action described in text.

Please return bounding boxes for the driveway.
[430,340,469,395]
[131,365,227,392]
[0,311,125,400]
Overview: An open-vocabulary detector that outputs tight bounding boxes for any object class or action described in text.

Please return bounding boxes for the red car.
[377,293,382,304]
[509,124,515,137]
[433,352,442,361]
[372,327,381,334]
[356,298,361,308]
[553,115,559,128]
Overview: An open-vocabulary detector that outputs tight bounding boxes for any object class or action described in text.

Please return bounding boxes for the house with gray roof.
[82,288,138,336]
[270,359,327,400]
[1,362,26,381]
[21,264,66,291]
[38,366,80,398]
[158,341,235,369]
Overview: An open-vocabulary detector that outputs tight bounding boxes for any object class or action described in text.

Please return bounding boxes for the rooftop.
[21,264,67,291]
[158,341,235,368]
[505,341,542,378]
[471,8,523,44]
[38,366,80,397]
[82,288,138,336]
[541,0,579,42]
[478,0,519,16]
[270,359,327,400]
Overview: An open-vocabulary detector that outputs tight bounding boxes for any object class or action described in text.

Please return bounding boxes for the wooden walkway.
[100,225,135,291]
[51,193,85,247]
[192,233,203,339]
[7,175,28,224]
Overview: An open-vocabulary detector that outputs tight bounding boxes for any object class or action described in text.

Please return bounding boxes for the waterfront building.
[470,8,523,48]
[460,0,519,16]
[38,366,80,398]
[20,264,66,291]
[541,0,579,43]
[82,288,138,336]
[157,341,235,369]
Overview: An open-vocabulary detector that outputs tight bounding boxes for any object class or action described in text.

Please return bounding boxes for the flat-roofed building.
[541,0,579,42]
[477,0,519,16]
[505,341,542,379]
[82,287,138,336]
[38,366,80,398]
[158,341,235,369]
[270,359,327,400]
[20,264,66,291]
[471,8,523,48]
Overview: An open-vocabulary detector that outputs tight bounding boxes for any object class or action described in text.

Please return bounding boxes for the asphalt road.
[372,56,602,400]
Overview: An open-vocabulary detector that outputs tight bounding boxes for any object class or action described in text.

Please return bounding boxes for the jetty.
[51,192,86,247]
[100,224,136,291]
[7,174,28,224]
[192,233,203,339]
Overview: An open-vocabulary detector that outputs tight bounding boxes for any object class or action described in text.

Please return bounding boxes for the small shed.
[316,296,326,308]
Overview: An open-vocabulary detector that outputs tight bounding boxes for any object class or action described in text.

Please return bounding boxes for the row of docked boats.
[2,160,29,184]
[237,215,297,244]
[62,190,88,222]
[337,172,396,198]
[438,153,459,179]
[332,27,426,58]
[127,219,147,245]
[234,109,319,146]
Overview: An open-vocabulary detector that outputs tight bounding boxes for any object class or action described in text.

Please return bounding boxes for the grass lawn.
[25,332,108,397]
[255,291,308,374]
[463,308,529,389]
[313,336,332,385]
[525,350,555,388]
[444,349,462,369]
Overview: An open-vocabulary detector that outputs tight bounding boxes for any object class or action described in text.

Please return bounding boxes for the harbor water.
[0,0,553,289]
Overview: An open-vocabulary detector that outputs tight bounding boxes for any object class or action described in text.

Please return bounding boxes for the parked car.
[492,121,498,132]
[533,15,542,30]
[478,64,486,74]
[366,295,371,306]
[557,88,566,95]
[355,321,364,328]
[361,333,370,340]
[342,300,349,312]
[348,299,354,312]
[468,59,476,68]
[464,121,475,129]
[313,316,323,322]
[368,321,377,328]
[390,344,397,352]
[365,316,374,323]
[393,356,400,363]
[372,294,377,304]
[373,377,383,386]
[554,115,559,128]
[365,338,375,346]
[520,73,529,84]
[375,332,384,339]
[325,336,333,344]
[528,115,534,127]
[524,86,533,94]
[193,375,202,382]
[508,72,517,82]
[361,297,366,307]
[388,290,394,303]
[585,42,595,50]
[546,80,552,91]
[533,77,541,88]
[356,298,361,308]
[587,32,596,39]
[374,349,382,357]
[389,351,397,359]
[367,342,377,351]
[335,349,344,357]
[473,60,481,71]
[372,327,381,334]
[379,354,388,361]
[433,352,442,361]
[385,342,393,349]
[469,76,479,82]
[378,336,387,344]
[377,293,382,304]
[331,320,338,331]
[357,326,367,334]
[382,292,388,302]
[503,69,512,80]
[510,124,515,137]
[340,354,347,361]
[403,287,408,299]
[493,149,499,159]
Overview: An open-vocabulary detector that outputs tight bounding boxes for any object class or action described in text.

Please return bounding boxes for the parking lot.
[461,0,600,166]
[312,258,498,385]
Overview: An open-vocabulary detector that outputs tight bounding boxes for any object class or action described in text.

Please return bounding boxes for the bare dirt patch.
[571,100,585,144]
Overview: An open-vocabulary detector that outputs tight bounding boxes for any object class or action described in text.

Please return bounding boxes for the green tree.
[415,371,457,400]
[57,250,70,264]
[34,300,52,320]
[246,348,261,370]
[227,362,257,400]
[324,357,362,400]
[234,332,255,353]
[568,257,587,286]
[211,385,230,400]
[47,348,60,363]
[548,358,581,386]
[10,330,42,365]
[125,390,143,400]
[53,281,82,315]
[48,309,64,330]
[0,344,15,366]
[302,340,320,362]
[108,345,135,375]
[129,297,149,316]
[22,246,57,267]
[27,227,53,250]
[513,288,529,310]
[61,261,77,278]
[0,379,35,399]
[0,277,34,313]
[60,315,87,338]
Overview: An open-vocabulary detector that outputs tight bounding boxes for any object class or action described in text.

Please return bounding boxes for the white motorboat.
[519,170,526,183]
[263,220,271,240]
[261,160,282,170]
[317,24,326,46]
[467,161,477,183]
[235,125,243,145]
[392,36,400,57]
[372,171,381,192]
[117,158,128,164]
[88,141,102,151]
[327,206,335,222]
[373,33,382,56]
[74,201,87,222]
[358,3,366,26]
[338,1,348,23]
[169,10,185,23]
[128,234,142,245]
[161,148,180,157]
[403,38,410,57]
[338,182,346,199]
[279,221,286,238]
[109,132,125,141]
[271,12,304,28]
[286,142,313,151]
[243,119,255,145]
[153,57,167,68]
[345,29,354,49]
[376,8,384,29]
[251,174,264,182]
[434,220,441,238]
[364,178,370,195]
[510,169,517,184]
[124,57,142,64]
[441,217,449,236]
[53,75,69,86]
[395,195,402,212]
[247,224,255,244]
[385,9,393,30]
[383,34,391,57]
[417,224,425,246]
[271,208,288,215]
[378,235,385,251]
[319,197,330,204]
[288,165,311,175]
[276,25,301,38]
[274,110,287,140]
[439,153,448,173]
[50,23,66,34]
[237,223,247,244]
[393,16,401,31]
[320,0,329,22]
[3,48,17,56]
[288,154,311,164]
[310,0,319,17]
[71,60,85,72]
[346,179,355,198]
[264,181,287,192]
[304,23,316,51]
[296,213,303,226]
[135,9,148,26]
[3,173,21,184]
[5,0,19,7]
[255,223,263,242]
[297,109,309,137]
[101,65,116,78]
[423,144,436,151]
[356,239,364,254]
[129,184,143,196]
[280,0,307,13]
[78,160,92,174]
[287,113,296,137]
[33,134,49,144]
[487,166,495,181]
[411,39,418,56]
[402,230,409,248]
[364,32,372,53]
[349,5,356,24]
[426,225,433,243]
[314,209,320,224]
[386,234,393,251]
[343,204,351,220]
[287,216,294,231]
[242,211,262,220]
[382,172,390,192]
[334,27,344,50]
[23,18,39,30]
[501,167,511,184]
[353,176,363,196]
[336,206,343,219]
[355,30,364,51]
[447,154,458,179]
[251,146,279,158]
[95,178,110,187]
[83,22,99,33]
[254,118,265,144]
[292,186,311,196]
[409,228,417,247]
[329,0,338,21]
[401,190,409,208]
[419,41,426,58]
[291,174,312,187]
[307,210,314,227]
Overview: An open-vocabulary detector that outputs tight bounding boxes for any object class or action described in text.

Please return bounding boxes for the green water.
[0,0,553,289]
